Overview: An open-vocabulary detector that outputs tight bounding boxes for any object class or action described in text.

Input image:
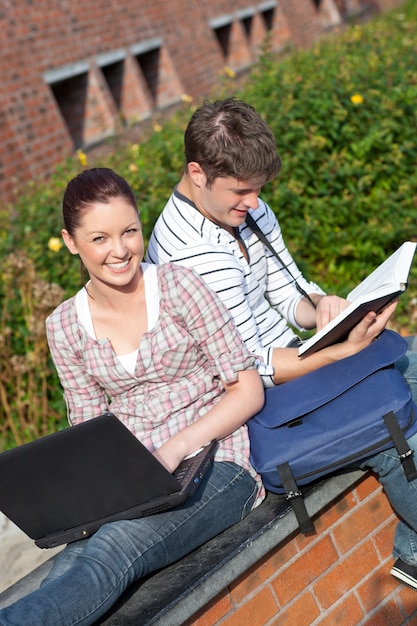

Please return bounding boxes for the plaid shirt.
[46,263,264,500]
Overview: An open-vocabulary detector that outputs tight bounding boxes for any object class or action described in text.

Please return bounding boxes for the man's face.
[196,175,262,231]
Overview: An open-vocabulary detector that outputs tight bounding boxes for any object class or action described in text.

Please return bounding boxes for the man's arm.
[295,294,351,330]
[271,301,397,384]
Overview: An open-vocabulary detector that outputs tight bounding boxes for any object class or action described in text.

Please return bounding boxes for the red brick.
[0,0,403,202]
[355,474,381,500]
[230,561,273,605]
[372,518,397,561]
[332,492,394,554]
[319,593,365,625]
[356,561,398,613]
[296,490,357,545]
[268,591,320,625]
[397,583,417,618]
[271,535,338,606]
[221,587,279,626]
[229,540,298,604]
[361,599,405,626]
[184,590,233,626]
[313,540,380,608]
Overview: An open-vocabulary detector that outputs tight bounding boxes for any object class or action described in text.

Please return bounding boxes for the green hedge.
[1,0,416,447]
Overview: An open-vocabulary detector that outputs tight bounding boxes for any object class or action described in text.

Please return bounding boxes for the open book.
[298,241,417,357]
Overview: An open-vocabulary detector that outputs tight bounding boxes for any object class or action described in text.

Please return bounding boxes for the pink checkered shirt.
[46,263,265,504]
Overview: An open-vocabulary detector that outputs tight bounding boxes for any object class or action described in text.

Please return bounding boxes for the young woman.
[0,168,265,625]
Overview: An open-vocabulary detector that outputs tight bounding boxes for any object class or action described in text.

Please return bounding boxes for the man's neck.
[176,174,235,236]
[176,174,195,204]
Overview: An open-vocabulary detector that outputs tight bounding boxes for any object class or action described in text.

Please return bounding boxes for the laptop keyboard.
[173,459,193,483]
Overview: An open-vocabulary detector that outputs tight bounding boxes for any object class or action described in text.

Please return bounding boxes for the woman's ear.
[61,229,79,255]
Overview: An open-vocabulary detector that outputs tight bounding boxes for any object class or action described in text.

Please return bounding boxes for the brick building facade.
[187,474,417,625]
[0,0,404,203]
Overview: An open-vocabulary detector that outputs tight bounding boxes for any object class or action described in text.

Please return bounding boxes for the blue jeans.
[0,462,257,626]
[364,347,417,566]
[361,431,417,566]
[396,347,417,406]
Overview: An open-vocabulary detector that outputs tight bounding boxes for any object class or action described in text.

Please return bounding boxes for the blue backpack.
[247,330,417,533]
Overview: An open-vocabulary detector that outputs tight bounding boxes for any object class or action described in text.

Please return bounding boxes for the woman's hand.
[153,440,188,473]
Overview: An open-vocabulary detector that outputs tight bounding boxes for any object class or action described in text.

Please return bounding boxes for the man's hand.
[296,293,350,330]
[272,300,398,384]
[315,295,351,331]
[346,301,398,349]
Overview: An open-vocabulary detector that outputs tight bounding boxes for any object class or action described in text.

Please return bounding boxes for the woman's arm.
[46,307,109,423]
[153,368,264,472]
[154,266,266,472]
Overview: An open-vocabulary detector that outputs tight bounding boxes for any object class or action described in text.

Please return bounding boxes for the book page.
[298,241,416,357]
[298,290,403,356]
[347,241,416,302]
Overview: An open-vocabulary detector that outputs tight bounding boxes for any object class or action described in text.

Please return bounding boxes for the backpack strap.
[277,462,314,534]
[383,410,417,481]
[245,213,317,310]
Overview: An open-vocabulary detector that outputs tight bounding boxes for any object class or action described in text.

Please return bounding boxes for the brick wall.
[0,0,405,204]
[186,474,417,625]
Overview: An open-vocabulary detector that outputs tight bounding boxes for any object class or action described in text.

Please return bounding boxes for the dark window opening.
[50,73,88,149]
[214,23,232,58]
[101,61,125,110]
[135,48,160,106]
[261,8,275,31]
[242,16,253,40]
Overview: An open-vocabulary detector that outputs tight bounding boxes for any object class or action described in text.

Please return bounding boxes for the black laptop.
[0,412,217,549]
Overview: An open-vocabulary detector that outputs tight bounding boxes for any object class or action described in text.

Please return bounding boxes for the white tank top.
[75,263,159,374]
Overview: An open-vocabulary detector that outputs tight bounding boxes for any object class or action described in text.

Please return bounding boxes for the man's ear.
[187,162,206,188]
[61,229,79,255]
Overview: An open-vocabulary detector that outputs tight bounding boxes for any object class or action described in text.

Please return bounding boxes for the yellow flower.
[153,123,162,132]
[48,237,63,253]
[77,149,88,166]
[350,93,364,105]
[128,163,138,172]
[181,94,193,103]
[223,66,236,78]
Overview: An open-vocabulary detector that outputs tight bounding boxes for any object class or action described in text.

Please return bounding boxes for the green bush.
[1,0,417,447]
[245,6,417,281]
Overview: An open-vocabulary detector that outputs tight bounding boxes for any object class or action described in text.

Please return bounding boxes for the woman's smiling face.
[62,196,144,291]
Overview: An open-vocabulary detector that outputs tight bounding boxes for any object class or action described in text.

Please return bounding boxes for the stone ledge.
[0,469,365,625]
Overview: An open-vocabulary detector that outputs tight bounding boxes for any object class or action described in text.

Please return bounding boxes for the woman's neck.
[86,265,144,311]
[87,265,148,354]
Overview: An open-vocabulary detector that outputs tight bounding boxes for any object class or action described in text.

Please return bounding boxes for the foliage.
[240,0,417,329]
[0,252,66,451]
[1,0,417,446]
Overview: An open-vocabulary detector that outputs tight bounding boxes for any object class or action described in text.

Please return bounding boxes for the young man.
[146,97,417,589]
